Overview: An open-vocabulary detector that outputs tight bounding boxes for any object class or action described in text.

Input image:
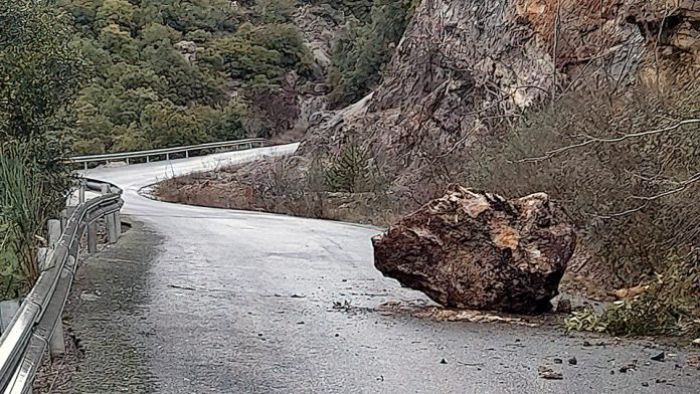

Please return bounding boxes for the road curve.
[72,145,697,393]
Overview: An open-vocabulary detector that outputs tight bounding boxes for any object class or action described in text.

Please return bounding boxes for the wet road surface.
[62,145,699,393]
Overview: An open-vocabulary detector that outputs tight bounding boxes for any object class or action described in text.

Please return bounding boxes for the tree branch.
[515,118,700,163]
[631,172,700,201]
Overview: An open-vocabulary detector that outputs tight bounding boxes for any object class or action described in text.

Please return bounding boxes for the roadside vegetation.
[0,0,79,298]
[564,255,699,337]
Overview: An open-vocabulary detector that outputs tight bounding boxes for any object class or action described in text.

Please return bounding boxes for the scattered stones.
[373,187,576,313]
[168,284,196,291]
[642,382,649,387]
[440,359,448,364]
[651,352,666,362]
[687,355,700,369]
[568,357,578,365]
[79,292,100,302]
[538,366,563,380]
[583,341,607,347]
[619,361,637,373]
[553,358,563,364]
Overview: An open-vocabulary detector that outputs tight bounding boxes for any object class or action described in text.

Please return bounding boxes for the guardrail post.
[49,317,66,356]
[107,214,118,244]
[100,185,119,244]
[146,155,150,163]
[49,257,74,356]
[79,180,86,204]
[185,150,189,158]
[115,212,122,237]
[87,222,98,254]
[37,247,49,270]
[48,219,62,249]
[60,209,68,231]
[0,299,20,333]
[166,153,170,161]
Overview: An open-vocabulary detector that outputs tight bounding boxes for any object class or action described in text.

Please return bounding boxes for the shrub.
[565,255,700,337]
[0,141,70,298]
[323,142,376,193]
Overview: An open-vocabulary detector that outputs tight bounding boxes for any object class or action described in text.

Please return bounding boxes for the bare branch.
[515,118,700,163]
[631,172,700,201]
[584,172,699,219]
[586,203,649,219]
[551,0,561,105]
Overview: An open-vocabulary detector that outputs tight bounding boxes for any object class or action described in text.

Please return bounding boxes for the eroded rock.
[372,186,576,313]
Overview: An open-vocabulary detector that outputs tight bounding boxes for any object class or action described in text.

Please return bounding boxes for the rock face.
[300,0,700,202]
[372,186,577,313]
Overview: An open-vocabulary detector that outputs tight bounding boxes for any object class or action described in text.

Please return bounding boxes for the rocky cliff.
[301,0,699,199]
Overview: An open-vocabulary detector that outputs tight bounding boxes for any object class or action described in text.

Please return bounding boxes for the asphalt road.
[68,145,699,393]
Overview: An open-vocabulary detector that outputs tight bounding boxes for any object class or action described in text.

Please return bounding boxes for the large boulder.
[372,186,576,314]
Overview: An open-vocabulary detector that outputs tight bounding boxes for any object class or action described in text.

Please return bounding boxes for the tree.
[94,0,136,30]
[0,0,86,140]
[328,0,415,107]
[254,0,297,24]
[0,1,84,295]
[98,23,138,61]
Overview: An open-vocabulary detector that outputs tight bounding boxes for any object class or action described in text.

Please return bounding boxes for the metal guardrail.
[0,138,265,391]
[68,138,266,169]
[0,179,124,394]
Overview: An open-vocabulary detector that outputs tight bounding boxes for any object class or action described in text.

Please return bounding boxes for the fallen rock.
[538,366,563,380]
[372,186,576,313]
[651,352,666,362]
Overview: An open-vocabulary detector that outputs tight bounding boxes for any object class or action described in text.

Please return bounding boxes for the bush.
[0,141,70,298]
[0,0,86,139]
[323,142,383,193]
[565,255,700,337]
[0,1,78,299]
[463,80,700,288]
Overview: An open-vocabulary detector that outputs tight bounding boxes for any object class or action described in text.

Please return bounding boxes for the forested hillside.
[47,0,414,154]
[54,0,311,154]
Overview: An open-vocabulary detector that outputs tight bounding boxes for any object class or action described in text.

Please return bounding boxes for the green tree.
[0,0,86,140]
[94,0,135,30]
[254,0,297,24]
[328,0,415,107]
[0,1,84,296]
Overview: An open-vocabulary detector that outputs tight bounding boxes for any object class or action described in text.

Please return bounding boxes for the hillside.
[53,0,393,154]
